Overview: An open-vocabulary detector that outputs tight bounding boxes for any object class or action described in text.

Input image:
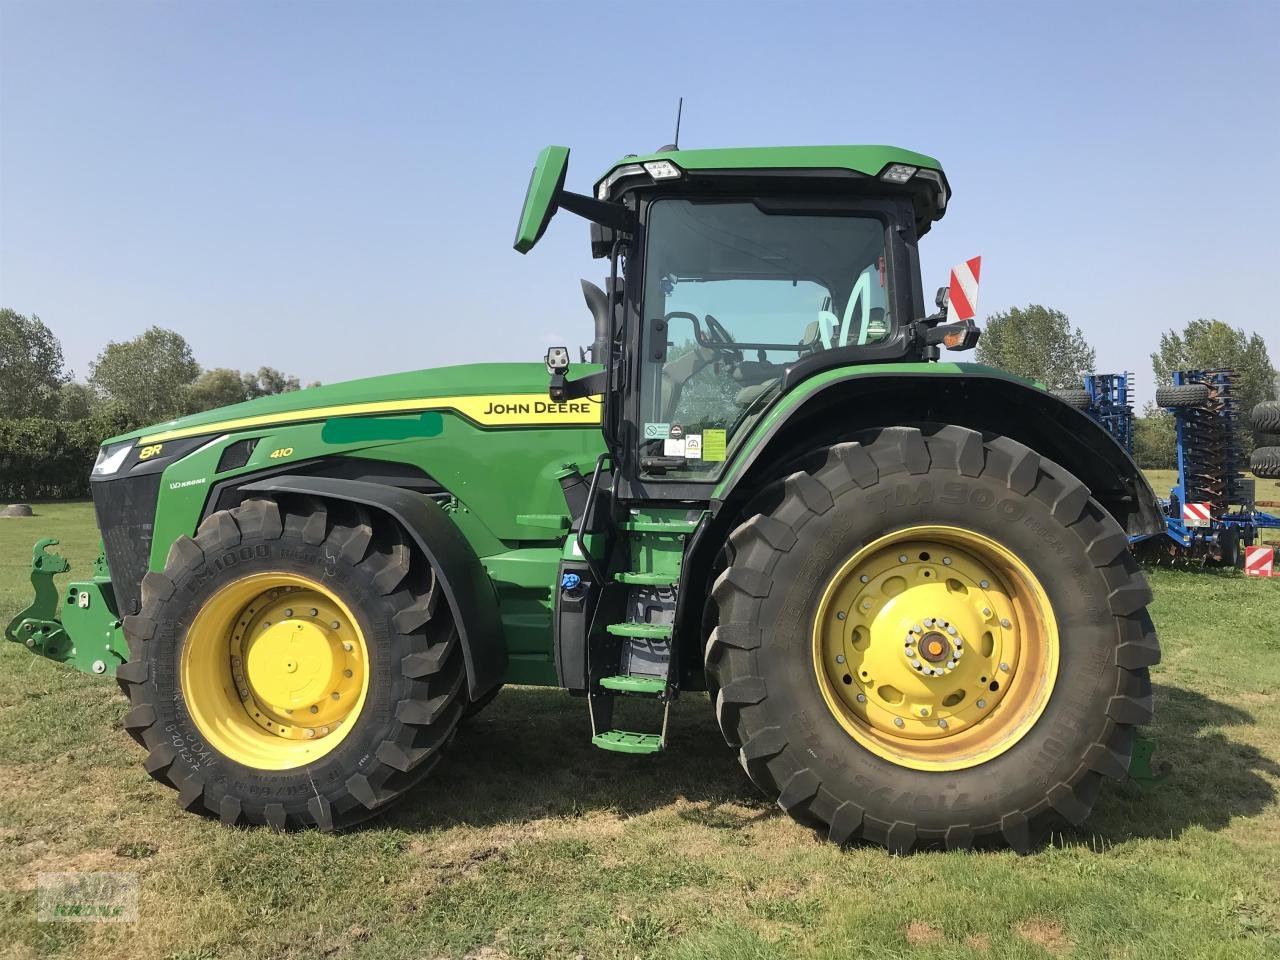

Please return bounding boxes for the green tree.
[89,327,200,426]
[54,381,99,420]
[0,308,67,417]
[975,305,1097,389]
[1150,319,1276,447]
[185,368,252,412]
[244,366,302,397]
[1133,408,1176,469]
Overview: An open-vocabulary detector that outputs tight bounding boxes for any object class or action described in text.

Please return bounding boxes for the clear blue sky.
[2,1,1276,406]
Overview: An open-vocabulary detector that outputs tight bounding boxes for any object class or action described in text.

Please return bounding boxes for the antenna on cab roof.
[658,98,683,152]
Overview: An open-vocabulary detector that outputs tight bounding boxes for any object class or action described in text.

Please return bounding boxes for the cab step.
[605,621,673,640]
[615,571,679,586]
[591,730,664,754]
[619,519,700,534]
[598,674,666,694]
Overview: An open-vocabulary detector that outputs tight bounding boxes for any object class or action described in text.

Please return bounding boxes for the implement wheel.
[707,425,1158,852]
[1251,447,1280,480]
[1155,384,1210,409]
[117,497,466,829]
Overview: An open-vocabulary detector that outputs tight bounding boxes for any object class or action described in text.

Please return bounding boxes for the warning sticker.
[685,434,703,459]
[664,437,686,457]
[644,422,671,441]
[703,428,727,462]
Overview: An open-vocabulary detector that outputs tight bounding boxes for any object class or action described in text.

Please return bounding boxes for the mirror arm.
[556,190,633,232]
[548,369,607,403]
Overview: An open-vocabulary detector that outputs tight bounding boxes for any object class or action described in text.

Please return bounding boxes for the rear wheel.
[118,497,467,829]
[706,425,1158,852]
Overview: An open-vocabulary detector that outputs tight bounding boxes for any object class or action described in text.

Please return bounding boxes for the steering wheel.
[703,313,744,363]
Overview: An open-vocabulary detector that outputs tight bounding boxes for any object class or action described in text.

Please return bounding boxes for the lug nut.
[304,728,316,739]
[894,718,905,728]
[980,580,990,589]
[343,669,353,678]
[859,575,870,583]
[942,557,952,566]
[1000,618,1012,629]
[342,642,353,652]
[331,692,340,700]
[977,699,987,708]
[331,621,341,630]
[836,654,845,664]
[836,611,846,620]
[284,608,293,617]
[946,625,957,636]
[919,708,929,717]
[937,719,949,729]
[309,705,319,714]
[856,693,866,703]
[898,554,908,563]
[999,662,1010,672]
[310,608,318,617]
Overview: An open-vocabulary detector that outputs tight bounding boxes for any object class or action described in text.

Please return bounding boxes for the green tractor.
[6,143,1164,850]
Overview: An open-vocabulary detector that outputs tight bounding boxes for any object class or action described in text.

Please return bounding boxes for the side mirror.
[513,146,633,255]
[514,147,571,254]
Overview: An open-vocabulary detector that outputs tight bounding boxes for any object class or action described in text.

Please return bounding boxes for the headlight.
[92,441,134,477]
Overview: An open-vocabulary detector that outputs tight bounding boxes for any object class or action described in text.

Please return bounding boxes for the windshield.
[638,199,890,479]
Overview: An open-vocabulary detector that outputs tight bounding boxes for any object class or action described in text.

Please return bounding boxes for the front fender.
[715,362,1164,538]
[239,474,506,697]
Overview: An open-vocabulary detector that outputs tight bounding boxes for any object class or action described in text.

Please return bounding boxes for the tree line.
[1,308,317,499]
[975,305,1276,468]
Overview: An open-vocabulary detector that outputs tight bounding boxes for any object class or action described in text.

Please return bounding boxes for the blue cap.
[560,572,582,591]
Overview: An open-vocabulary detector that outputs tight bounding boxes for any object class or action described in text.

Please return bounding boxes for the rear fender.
[239,474,506,697]
[716,365,1164,537]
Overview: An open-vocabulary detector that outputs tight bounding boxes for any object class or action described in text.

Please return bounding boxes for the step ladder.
[589,515,699,755]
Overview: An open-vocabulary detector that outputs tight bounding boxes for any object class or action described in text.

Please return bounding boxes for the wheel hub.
[230,587,365,741]
[812,526,1058,771]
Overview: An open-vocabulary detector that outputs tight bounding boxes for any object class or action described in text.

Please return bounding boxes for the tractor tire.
[1251,447,1280,479]
[117,497,467,830]
[1155,384,1210,409]
[1251,401,1280,434]
[706,425,1157,853]
[1051,389,1092,410]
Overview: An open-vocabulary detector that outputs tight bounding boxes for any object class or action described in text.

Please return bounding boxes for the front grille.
[91,472,162,616]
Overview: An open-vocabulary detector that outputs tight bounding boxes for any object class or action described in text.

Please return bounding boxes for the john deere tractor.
[5,144,1164,851]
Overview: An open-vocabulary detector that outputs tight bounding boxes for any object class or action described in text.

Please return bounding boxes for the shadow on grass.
[380,682,1278,844]
[382,687,772,833]
[1083,682,1279,842]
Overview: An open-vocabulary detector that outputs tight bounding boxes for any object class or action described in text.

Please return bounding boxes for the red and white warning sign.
[947,256,982,321]
[1182,502,1212,528]
[1244,545,1274,577]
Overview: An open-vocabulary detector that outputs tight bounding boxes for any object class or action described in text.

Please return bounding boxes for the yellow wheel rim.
[180,572,370,770]
[812,526,1058,772]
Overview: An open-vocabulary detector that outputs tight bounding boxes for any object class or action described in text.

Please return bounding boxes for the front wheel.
[117,497,467,830]
[706,425,1158,852]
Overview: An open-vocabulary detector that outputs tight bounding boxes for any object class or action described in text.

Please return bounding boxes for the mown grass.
[1,500,1279,959]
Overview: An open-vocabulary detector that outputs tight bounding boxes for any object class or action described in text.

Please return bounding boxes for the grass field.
[2,499,1279,959]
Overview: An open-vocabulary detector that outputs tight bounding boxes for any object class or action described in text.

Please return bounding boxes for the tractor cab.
[515,145,971,493]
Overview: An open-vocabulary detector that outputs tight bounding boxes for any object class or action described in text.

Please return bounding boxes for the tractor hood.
[103,362,588,447]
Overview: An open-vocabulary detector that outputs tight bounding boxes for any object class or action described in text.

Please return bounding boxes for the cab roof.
[595,144,951,232]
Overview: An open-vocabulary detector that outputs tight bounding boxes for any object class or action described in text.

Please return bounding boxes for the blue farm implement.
[1137,370,1280,564]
